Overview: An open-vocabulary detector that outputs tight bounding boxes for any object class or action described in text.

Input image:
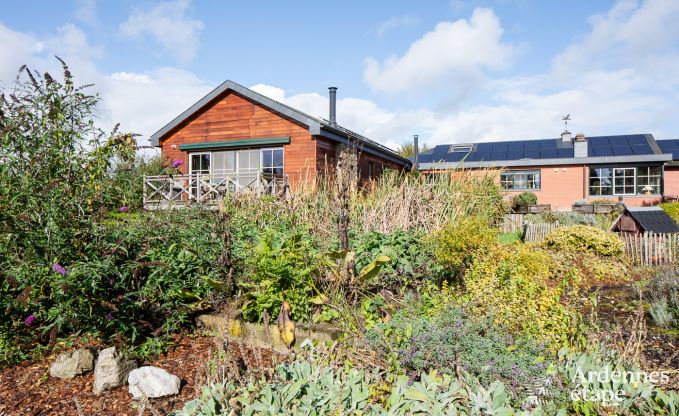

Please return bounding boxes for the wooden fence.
[499,213,525,233]
[621,232,679,266]
[523,222,561,243]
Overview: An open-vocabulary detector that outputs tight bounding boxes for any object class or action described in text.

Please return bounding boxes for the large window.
[589,166,661,196]
[500,170,541,190]
[636,166,661,194]
[189,148,283,191]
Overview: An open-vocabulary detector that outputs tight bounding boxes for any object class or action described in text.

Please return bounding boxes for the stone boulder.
[93,347,136,394]
[128,366,181,398]
[49,348,95,379]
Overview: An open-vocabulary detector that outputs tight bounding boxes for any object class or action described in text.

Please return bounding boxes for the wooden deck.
[143,173,288,209]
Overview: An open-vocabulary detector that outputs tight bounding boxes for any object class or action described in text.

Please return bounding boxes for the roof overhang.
[318,127,411,167]
[418,153,673,170]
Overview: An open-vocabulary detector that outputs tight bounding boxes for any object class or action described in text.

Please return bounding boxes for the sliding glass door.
[188,148,283,193]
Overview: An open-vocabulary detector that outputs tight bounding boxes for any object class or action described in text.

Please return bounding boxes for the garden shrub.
[511,191,537,209]
[660,202,679,223]
[429,217,498,275]
[0,209,223,366]
[367,306,557,404]
[544,225,623,257]
[645,268,679,329]
[463,245,584,350]
[239,228,320,323]
[173,360,540,415]
[353,230,443,289]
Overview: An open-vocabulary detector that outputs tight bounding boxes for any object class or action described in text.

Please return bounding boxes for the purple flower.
[171,159,184,168]
[52,263,67,276]
[105,313,113,321]
[24,314,35,326]
[119,206,129,212]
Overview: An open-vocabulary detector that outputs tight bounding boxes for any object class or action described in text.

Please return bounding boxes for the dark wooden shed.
[610,207,679,235]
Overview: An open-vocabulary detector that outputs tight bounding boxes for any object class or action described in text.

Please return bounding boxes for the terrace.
[142,171,288,209]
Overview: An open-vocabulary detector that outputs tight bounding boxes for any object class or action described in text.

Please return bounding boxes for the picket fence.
[621,232,679,266]
[523,222,561,243]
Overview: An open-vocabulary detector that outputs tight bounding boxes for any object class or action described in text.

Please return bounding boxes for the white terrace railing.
[143,172,289,209]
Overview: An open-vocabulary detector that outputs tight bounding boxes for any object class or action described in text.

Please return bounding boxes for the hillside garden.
[1,63,678,415]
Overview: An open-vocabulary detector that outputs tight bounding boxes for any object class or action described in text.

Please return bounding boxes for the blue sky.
[2,0,678,149]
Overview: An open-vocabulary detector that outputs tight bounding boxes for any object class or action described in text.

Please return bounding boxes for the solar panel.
[613,147,634,156]
[490,152,506,160]
[524,149,540,158]
[507,150,523,160]
[541,149,557,158]
[627,135,648,145]
[556,149,572,158]
[540,140,557,149]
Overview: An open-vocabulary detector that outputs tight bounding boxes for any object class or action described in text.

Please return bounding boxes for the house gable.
[160,91,317,183]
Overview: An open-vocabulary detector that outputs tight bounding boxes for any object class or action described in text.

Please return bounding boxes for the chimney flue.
[413,135,419,170]
[328,87,337,127]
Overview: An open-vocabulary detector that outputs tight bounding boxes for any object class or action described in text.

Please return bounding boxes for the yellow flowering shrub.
[462,244,584,351]
[428,217,497,273]
[543,225,623,257]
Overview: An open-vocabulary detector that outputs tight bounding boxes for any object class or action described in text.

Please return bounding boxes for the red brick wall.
[159,91,316,186]
[664,166,679,198]
[424,164,664,210]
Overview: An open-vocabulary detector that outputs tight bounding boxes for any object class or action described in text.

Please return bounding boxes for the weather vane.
[562,114,571,129]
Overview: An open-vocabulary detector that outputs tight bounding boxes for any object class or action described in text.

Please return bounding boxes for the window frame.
[500,169,541,191]
[588,165,663,197]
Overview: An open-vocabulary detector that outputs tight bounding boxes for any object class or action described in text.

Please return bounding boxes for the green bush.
[512,191,537,208]
[353,230,443,289]
[239,228,319,323]
[429,217,497,275]
[645,268,679,329]
[173,360,538,415]
[0,209,222,366]
[463,244,584,350]
[543,225,623,257]
[660,202,679,223]
[367,306,556,403]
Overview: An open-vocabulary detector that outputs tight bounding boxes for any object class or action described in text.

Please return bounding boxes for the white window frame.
[189,152,211,174]
[500,170,541,191]
[613,167,636,196]
[450,144,472,153]
[260,147,285,177]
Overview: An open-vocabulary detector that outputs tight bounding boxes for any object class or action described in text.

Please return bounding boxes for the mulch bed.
[0,333,276,416]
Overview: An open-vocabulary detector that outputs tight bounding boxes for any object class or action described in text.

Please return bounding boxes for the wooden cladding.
[159,89,406,188]
[160,91,316,186]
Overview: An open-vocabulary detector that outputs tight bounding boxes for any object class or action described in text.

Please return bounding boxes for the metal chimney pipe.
[328,87,337,127]
[413,134,419,170]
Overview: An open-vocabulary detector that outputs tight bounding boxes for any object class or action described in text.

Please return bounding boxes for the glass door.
[189,153,210,199]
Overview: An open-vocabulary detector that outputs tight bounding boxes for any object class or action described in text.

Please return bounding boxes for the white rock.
[93,347,136,394]
[49,348,95,379]
[128,366,181,398]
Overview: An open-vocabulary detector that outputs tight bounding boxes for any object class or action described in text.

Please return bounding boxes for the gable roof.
[150,80,410,166]
[416,134,672,169]
[625,207,679,233]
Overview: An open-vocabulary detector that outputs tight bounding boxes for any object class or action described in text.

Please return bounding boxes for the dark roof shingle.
[627,207,679,233]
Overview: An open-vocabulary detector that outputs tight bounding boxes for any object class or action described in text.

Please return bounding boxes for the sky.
[2,0,679,150]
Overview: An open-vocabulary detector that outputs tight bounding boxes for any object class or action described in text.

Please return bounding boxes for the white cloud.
[0,23,213,147]
[376,15,418,37]
[364,8,515,93]
[74,0,98,25]
[119,0,204,65]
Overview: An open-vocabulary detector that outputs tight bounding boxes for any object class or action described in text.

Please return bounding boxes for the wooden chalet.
[143,81,410,209]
